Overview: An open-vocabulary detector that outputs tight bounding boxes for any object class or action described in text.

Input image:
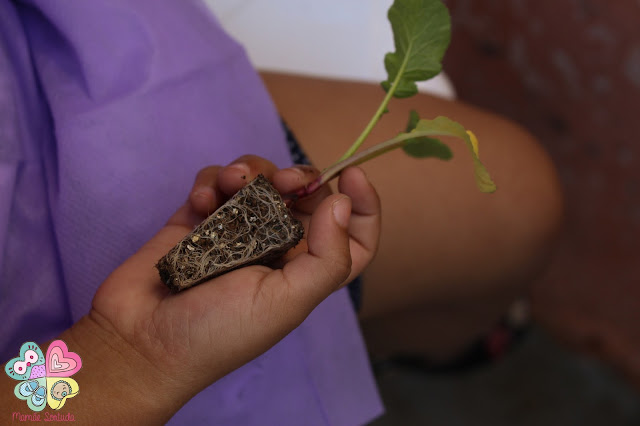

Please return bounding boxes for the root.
[157,175,304,291]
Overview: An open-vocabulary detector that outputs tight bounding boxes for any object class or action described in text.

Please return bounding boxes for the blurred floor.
[370,327,640,426]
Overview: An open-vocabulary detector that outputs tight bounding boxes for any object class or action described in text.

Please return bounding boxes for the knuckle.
[326,252,352,286]
[231,154,259,164]
[234,154,274,169]
[194,165,220,183]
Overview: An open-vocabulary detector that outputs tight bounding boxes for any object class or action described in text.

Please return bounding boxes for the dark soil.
[156,175,304,291]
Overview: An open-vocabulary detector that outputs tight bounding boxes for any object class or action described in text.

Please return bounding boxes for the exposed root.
[157,175,304,291]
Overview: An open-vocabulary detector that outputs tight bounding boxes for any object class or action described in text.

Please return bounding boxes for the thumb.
[262,194,353,316]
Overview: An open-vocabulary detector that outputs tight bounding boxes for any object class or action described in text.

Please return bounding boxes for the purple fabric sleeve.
[1,1,383,424]
[0,164,16,274]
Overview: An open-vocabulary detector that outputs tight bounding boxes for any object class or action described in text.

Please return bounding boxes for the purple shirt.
[0,1,383,424]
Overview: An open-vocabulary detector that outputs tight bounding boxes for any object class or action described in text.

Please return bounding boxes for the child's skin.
[0,159,381,424]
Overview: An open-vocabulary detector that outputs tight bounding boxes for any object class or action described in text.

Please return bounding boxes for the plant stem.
[286,128,452,202]
[337,88,395,162]
[336,43,413,162]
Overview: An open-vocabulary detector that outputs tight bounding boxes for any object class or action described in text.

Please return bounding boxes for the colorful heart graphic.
[14,377,47,412]
[45,340,82,377]
[4,342,45,381]
[46,377,79,410]
[51,354,68,371]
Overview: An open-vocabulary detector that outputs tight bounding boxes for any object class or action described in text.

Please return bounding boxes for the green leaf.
[402,137,453,159]
[402,110,452,159]
[404,109,421,132]
[403,137,453,159]
[381,0,451,98]
[413,116,497,192]
[339,0,452,161]
[315,115,496,194]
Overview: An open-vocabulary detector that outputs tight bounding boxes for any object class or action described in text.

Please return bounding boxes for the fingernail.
[226,163,250,177]
[332,197,351,228]
[289,167,306,178]
[192,186,215,201]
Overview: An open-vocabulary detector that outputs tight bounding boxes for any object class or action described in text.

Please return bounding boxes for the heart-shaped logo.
[46,340,82,377]
[4,342,45,381]
[14,377,47,412]
[51,354,69,371]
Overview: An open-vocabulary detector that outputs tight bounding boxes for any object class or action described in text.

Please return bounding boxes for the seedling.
[291,0,496,198]
[157,0,496,291]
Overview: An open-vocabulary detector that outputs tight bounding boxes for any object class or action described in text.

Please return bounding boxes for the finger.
[261,194,353,313]
[338,167,380,217]
[273,166,333,215]
[272,165,319,194]
[217,155,278,196]
[337,167,381,277]
[188,166,224,216]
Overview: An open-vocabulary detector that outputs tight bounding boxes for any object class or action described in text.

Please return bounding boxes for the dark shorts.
[282,120,363,312]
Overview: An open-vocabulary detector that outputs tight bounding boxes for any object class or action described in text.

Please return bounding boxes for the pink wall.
[444,0,640,387]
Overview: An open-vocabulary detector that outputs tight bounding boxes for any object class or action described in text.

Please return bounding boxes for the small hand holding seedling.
[157,0,496,291]
[83,159,380,405]
[0,160,380,424]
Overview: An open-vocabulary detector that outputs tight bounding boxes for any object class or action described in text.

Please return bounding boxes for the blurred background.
[206,1,640,424]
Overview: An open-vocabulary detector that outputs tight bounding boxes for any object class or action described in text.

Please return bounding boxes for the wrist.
[60,312,192,424]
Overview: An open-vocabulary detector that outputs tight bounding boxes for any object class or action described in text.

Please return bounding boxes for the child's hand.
[60,155,380,422]
[211,155,381,286]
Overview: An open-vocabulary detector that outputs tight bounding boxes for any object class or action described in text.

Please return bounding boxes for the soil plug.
[156,175,303,291]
